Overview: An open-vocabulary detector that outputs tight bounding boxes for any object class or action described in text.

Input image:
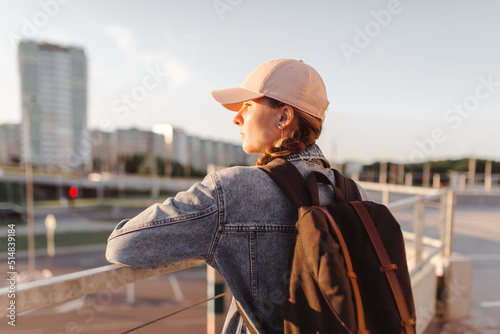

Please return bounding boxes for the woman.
[106,59,371,333]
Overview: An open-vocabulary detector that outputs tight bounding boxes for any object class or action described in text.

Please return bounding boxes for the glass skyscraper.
[19,40,89,170]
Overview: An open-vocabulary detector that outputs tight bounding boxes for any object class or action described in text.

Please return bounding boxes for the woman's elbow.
[105,234,156,270]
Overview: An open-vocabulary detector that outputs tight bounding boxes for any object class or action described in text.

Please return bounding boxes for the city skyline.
[1,1,499,164]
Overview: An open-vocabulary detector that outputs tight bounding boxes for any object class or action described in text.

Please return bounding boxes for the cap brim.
[211,87,265,111]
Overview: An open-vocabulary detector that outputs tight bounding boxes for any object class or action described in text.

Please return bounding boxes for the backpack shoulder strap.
[258,158,312,208]
[259,160,362,206]
[332,169,362,202]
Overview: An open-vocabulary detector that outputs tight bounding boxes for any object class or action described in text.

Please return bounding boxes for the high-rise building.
[19,40,89,170]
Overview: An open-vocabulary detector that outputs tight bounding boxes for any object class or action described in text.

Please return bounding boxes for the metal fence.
[357,182,455,276]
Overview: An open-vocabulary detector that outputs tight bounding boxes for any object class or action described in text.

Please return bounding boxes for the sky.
[0,0,499,164]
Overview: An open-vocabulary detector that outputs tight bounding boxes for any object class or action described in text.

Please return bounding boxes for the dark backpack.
[258,158,416,334]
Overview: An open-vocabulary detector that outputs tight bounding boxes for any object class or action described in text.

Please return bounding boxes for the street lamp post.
[22,96,36,274]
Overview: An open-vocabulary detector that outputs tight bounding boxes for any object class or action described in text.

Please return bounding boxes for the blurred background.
[0,1,499,333]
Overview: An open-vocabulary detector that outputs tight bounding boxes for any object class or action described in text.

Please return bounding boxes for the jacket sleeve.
[105,174,220,269]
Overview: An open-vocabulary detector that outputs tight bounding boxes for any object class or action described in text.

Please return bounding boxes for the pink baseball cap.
[211,59,329,122]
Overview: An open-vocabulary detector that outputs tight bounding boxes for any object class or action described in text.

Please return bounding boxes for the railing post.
[443,189,456,260]
[382,188,390,206]
[413,196,425,270]
[168,274,185,301]
[379,162,387,184]
[434,191,448,276]
[126,283,135,304]
[389,164,397,184]
[485,161,492,192]
[207,266,226,334]
[422,163,431,187]
[433,173,441,189]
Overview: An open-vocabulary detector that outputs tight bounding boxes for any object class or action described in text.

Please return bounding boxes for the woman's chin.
[242,144,262,155]
[242,147,254,154]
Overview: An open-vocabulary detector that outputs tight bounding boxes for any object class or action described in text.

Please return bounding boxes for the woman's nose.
[233,112,242,126]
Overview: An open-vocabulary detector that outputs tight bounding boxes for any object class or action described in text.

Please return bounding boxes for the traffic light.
[69,187,78,198]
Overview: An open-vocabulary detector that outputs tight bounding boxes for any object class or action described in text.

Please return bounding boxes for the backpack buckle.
[379,264,398,272]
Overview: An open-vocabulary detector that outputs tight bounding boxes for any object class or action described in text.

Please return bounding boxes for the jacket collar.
[286,144,331,168]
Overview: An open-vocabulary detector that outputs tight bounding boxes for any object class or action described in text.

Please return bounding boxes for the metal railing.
[0,182,455,330]
[0,259,204,317]
[449,171,500,193]
[357,182,455,276]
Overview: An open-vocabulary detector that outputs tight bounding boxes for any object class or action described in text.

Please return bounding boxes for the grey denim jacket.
[106,144,371,333]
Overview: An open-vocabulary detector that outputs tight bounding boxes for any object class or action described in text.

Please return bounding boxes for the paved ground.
[442,204,500,334]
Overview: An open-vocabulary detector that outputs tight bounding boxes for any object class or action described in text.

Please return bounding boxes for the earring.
[277,124,284,139]
[277,123,282,128]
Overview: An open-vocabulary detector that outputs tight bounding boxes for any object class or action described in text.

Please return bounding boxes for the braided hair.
[255,97,323,166]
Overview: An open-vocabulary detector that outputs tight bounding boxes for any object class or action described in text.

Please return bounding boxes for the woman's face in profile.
[232,97,280,154]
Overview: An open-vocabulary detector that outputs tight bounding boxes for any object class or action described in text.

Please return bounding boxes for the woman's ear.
[279,105,295,128]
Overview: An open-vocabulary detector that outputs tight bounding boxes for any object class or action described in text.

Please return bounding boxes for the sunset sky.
[1,0,499,163]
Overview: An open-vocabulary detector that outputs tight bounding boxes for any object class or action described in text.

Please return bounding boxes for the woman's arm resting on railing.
[105,174,220,270]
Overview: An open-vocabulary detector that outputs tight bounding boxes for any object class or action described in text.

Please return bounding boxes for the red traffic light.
[69,187,78,198]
